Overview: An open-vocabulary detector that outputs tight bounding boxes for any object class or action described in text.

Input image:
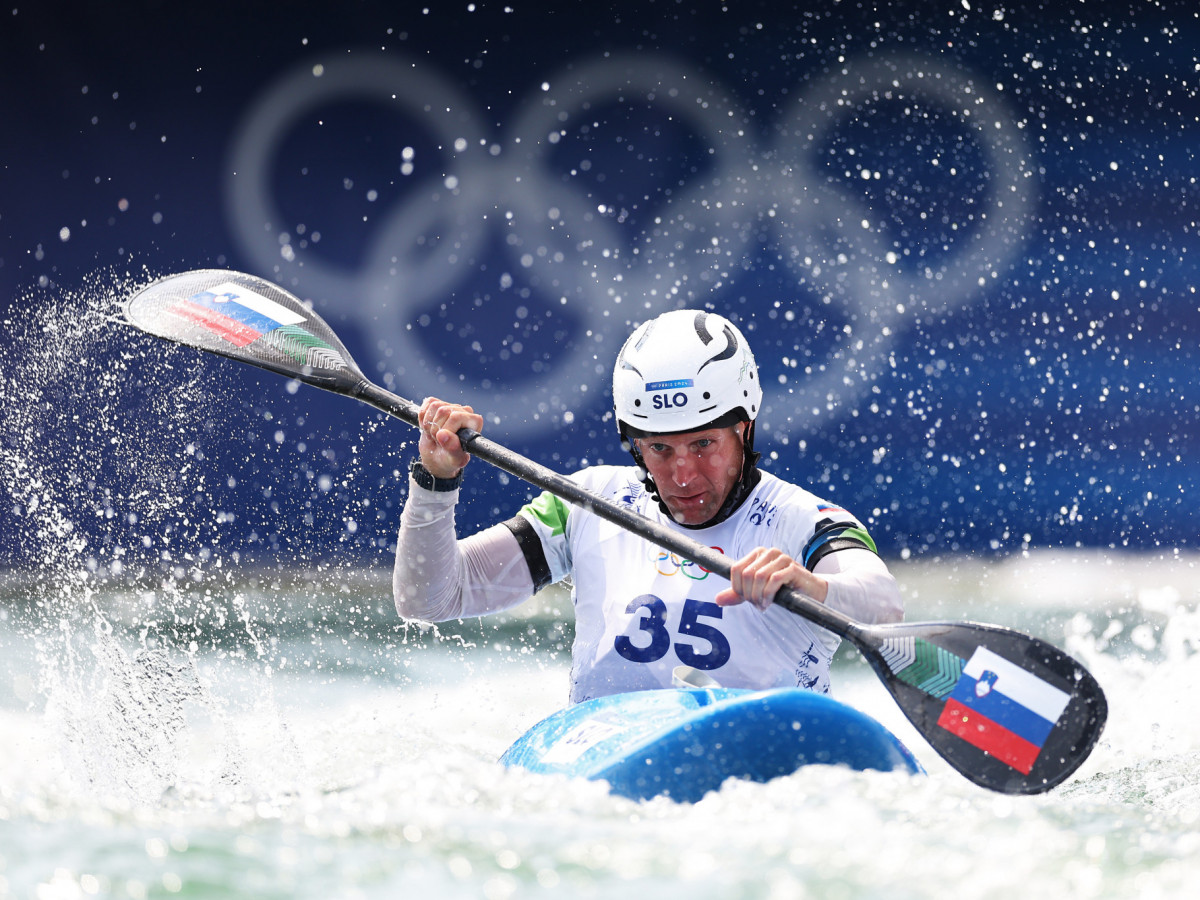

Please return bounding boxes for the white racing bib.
[518,466,877,703]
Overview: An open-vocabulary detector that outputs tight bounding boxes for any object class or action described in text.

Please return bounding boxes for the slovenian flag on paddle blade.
[936,646,1071,775]
[171,281,306,348]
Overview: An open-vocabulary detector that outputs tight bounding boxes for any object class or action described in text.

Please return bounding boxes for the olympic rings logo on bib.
[225,50,1035,438]
[654,549,722,580]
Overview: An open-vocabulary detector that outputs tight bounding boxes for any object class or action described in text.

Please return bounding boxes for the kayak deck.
[500,686,923,802]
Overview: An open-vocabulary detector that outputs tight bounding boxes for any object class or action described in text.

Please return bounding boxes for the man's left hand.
[714,547,829,611]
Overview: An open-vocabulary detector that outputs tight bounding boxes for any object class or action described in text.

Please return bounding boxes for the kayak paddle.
[122,268,1108,795]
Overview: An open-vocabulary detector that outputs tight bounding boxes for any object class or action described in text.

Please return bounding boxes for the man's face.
[634,423,746,526]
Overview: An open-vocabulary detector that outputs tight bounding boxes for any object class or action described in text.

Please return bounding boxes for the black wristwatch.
[409,460,464,492]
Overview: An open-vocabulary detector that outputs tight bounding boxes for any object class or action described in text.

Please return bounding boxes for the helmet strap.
[702,419,761,528]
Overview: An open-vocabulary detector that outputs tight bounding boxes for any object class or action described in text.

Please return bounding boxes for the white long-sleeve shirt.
[395,465,902,703]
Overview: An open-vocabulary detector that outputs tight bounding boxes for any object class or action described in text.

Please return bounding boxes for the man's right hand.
[417,397,484,479]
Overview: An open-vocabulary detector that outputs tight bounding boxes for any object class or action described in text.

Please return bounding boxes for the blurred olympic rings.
[224,51,1035,438]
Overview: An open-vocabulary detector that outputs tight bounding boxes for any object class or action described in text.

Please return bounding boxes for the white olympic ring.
[224,50,1035,439]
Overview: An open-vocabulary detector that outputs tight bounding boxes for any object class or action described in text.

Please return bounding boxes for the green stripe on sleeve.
[522,492,569,537]
[841,526,878,554]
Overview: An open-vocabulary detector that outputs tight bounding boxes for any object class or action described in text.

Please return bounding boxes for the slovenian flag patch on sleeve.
[936,646,1071,775]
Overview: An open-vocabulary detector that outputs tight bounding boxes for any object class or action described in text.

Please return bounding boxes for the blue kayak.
[500,680,923,802]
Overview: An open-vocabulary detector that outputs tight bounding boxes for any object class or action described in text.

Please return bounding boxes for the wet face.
[634,423,746,526]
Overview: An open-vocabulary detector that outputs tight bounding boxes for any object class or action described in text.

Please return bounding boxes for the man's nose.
[671,454,699,484]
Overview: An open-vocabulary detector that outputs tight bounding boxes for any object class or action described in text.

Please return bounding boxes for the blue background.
[1,1,1196,572]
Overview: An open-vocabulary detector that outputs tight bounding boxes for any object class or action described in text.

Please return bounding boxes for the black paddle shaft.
[315,381,1107,796]
[360,380,1106,793]
[123,269,1108,794]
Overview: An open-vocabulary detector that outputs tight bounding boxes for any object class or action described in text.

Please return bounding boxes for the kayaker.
[394,309,902,703]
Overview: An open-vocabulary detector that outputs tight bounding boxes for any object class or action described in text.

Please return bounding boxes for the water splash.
[1,270,221,575]
[0,270,306,807]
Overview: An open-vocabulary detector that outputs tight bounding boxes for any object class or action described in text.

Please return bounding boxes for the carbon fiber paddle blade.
[123,269,364,389]
[864,621,1107,794]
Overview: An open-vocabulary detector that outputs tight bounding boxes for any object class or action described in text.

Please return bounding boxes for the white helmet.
[613,309,762,437]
